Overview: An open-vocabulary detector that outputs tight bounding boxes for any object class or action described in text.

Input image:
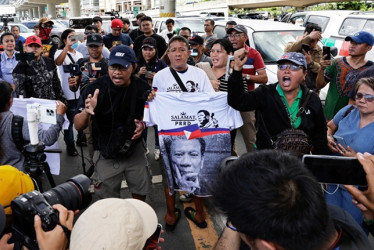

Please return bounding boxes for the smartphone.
[301,44,310,53]
[225,55,235,81]
[190,49,198,57]
[333,135,347,148]
[323,46,331,60]
[144,224,162,249]
[302,155,367,186]
[70,35,77,42]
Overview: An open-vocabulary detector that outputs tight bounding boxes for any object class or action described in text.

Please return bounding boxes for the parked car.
[213,19,305,85]
[22,20,64,46]
[153,16,206,35]
[0,23,34,39]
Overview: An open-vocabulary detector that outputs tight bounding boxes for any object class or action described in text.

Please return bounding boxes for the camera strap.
[57,222,71,244]
[170,67,188,92]
[67,52,75,64]
[12,115,26,151]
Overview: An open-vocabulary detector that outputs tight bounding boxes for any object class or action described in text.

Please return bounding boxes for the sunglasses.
[84,31,95,35]
[277,64,303,71]
[355,92,374,102]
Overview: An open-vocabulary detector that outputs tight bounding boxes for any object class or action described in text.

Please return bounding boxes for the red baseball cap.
[25,35,42,46]
[111,19,123,28]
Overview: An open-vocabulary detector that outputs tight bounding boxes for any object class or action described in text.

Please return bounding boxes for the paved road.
[39,126,248,250]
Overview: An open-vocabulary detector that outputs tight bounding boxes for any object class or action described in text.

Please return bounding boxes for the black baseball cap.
[86,33,103,46]
[141,37,157,49]
[189,35,204,45]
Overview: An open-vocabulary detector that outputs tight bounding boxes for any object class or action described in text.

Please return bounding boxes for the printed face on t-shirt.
[170,139,203,190]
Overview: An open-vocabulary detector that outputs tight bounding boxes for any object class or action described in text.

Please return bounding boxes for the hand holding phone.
[301,44,310,53]
[303,155,367,186]
[144,224,162,250]
[323,46,331,60]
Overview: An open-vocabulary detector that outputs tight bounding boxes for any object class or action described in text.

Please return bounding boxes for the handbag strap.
[170,67,188,92]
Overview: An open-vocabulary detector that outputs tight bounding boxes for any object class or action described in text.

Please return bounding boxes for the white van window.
[339,18,367,36]
[160,21,167,33]
[213,25,226,39]
[305,15,330,32]
[363,20,374,34]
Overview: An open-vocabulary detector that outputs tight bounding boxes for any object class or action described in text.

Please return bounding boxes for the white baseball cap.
[70,198,158,250]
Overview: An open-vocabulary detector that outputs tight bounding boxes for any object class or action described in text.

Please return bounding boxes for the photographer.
[12,35,66,102]
[0,81,66,171]
[0,32,18,90]
[74,45,152,200]
[0,165,75,250]
[55,29,84,157]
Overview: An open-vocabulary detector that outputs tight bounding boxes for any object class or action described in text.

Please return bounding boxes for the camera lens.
[43,174,92,211]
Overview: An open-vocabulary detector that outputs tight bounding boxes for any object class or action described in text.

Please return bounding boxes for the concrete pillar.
[39,5,45,18]
[69,0,81,17]
[47,3,56,18]
[33,7,38,19]
[29,9,33,19]
[159,0,175,17]
[21,11,25,20]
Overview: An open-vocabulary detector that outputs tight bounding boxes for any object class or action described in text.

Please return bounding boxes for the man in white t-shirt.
[150,36,214,230]
[54,31,84,156]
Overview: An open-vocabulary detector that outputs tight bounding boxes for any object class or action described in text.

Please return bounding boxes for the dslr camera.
[11,174,92,249]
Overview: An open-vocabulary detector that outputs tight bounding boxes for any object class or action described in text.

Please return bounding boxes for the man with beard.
[37,17,59,59]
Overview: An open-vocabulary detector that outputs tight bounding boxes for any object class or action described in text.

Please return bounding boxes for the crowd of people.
[1,13,374,249]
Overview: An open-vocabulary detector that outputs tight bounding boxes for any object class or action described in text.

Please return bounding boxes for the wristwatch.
[245,74,251,80]
[307,61,314,68]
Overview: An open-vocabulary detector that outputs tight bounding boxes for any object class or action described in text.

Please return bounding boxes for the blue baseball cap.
[277,52,307,69]
[109,45,137,69]
[345,31,374,46]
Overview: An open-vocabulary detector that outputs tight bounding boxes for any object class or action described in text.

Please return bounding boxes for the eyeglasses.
[227,33,244,38]
[181,35,190,39]
[84,31,95,35]
[355,92,374,102]
[277,64,303,71]
[108,65,128,72]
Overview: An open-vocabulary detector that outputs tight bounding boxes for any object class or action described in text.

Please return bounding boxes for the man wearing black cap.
[316,31,374,120]
[76,25,110,59]
[227,24,268,153]
[189,35,212,66]
[74,45,151,200]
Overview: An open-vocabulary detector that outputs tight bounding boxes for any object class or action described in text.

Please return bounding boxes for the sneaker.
[145,148,150,155]
[179,192,194,202]
[154,149,160,161]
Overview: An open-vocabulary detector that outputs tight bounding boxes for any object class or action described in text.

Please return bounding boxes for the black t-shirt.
[77,74,150,158]
[76,57,109,92]
[133,33,167,58]
[129,28,144,43]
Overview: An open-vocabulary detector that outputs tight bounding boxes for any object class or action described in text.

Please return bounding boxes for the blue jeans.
[64,99,85,145]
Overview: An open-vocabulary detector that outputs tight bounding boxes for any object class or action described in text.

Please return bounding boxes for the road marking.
[182,199,218,249]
